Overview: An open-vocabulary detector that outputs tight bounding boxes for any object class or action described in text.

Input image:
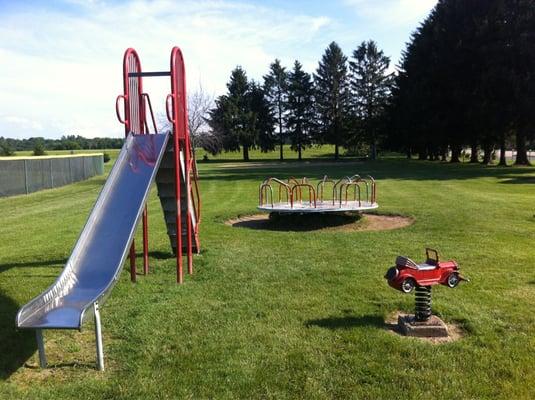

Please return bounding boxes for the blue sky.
[0,0,437,139]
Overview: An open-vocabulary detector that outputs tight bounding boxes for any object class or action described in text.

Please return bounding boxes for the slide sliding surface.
[16,132,169,330]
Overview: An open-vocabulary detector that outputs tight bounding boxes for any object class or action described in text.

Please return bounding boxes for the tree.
[286,60,315,160]
[349,40,393,160]
[206,95,233,154]
[263,59,288,160]
[33,139,47,156]
[187,83,214,147]
[207,67,275,161]
[249,81,276,154]
[386,0,535,165]
[314,41,349,160]
[0,138,15,156]
[226,66,255,160]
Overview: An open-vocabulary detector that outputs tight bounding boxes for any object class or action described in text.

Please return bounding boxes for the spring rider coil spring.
[414,286,432,322]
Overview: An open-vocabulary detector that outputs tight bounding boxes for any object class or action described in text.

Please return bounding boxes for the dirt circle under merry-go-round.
[225,212,414,232]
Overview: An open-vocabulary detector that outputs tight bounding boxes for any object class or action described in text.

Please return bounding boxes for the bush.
[103,153,111,163]
[0,143,15,156]
[33,142,47,156]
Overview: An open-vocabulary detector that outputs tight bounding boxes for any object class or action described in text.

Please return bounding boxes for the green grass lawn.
[1,150,535,399]
[195,144,347,161]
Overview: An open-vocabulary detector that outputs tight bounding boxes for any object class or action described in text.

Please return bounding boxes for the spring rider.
[384,248,469,337]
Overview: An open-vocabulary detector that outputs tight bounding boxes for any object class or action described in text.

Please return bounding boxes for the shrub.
[0,143,15,156]
[33,142,47,156]
[103,153,111,163]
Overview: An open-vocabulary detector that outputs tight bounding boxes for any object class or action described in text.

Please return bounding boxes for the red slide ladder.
[116,46,201,284]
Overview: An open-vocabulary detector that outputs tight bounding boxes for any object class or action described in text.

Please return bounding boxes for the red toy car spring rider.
[385,248,468,293]
[385,248,469,322]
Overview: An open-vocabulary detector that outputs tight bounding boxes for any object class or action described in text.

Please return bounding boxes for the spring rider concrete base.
[397,314,449,338]
[398,285,449,338]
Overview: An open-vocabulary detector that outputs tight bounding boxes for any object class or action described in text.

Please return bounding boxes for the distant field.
[12,149,120,158]
[2,151,535,399]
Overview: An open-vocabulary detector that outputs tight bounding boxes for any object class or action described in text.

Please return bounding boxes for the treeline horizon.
[205,39,392,161]
[0,135,124,156]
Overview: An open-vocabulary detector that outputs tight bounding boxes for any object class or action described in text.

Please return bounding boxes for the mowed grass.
[1,148,535,399]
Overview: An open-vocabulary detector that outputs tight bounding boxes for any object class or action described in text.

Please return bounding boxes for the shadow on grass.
[197,155,364,164]
[27,361,96,370]
[0,290,36,379]
[0,258,67,274]
[134,251,176,260]
[230,213,361,232]
[499,176,535,184]
[199,159,535,183]
[305,315,385,330]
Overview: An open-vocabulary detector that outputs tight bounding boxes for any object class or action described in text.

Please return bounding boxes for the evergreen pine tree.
[314,41,349,160]
[286,60,315,161]
[263,59,288,160]
[207,67,275,160]
[249,81,276,153]
[349,40,392,160]
[226,67,253,160]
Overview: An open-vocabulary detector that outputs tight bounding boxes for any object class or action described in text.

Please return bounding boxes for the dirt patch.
[225,213,413,232]
[384,311,465,344]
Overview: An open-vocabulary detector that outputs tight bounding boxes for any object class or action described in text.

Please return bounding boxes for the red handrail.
[118,48,150,281]
[142,93,158,133]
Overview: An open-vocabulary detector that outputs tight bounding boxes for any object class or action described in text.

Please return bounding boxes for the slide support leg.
[94,302,104,371]
[129,241,136,282]
[36,329,47,368]
[143,205,149,275]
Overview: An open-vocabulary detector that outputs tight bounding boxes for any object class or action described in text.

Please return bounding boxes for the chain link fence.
[0,154,104,197]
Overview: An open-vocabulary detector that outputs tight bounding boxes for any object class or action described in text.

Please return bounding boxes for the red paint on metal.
[385,249,468,292]
[170,47,185,283]
[116,46,201,283]
[118,48,151,279]
[129,241,136,282]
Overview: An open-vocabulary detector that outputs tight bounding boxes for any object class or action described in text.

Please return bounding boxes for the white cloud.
[0,0,331,138]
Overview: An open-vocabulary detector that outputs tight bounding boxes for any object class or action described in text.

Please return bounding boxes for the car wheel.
[447,272,460,288]
[401,278,416,293]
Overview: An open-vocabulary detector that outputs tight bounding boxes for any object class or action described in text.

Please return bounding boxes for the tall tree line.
[0,135,124,156]
[386,0,535,164]
[207,41,392,160]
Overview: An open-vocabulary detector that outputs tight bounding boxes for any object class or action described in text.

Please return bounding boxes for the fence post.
[23,159,29,194]
[50,159,54,188]
[68,157,72,183]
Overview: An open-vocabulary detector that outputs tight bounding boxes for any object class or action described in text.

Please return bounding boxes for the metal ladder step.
[155,139,199,254]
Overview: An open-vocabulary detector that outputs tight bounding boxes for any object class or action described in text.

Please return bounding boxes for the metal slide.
[16,132,169,368]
